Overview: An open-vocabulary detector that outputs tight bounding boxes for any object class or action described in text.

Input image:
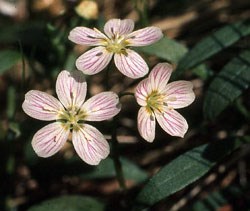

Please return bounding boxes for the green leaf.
[137,36,188,63]
[203,50,250,120]
[0,50,21,74]
[176,19,250,76]
[135,136,250,208]
[28,195,104,211]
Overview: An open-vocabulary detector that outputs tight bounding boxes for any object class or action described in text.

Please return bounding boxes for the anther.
[96,52,103,56]
[87,35,96,39]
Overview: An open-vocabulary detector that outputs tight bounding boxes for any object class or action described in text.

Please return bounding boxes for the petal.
[32,122,69,158]
[114,49,148,79]
[22,90,63,121]
[82,92,121,121]
[76,46,113,75]
[56,70,87,109]
[149,63,173,91]
[155,109,188,138]
[135,78,151,106]
[104,19,134,37]
[164,81,195,109]
[126,26,163,46]
[68,27,107,46]
[72,124,110,165]
[138,107,156,142]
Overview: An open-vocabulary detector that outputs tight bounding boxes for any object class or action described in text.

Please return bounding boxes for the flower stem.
[105,62,127,190]
[111,116,127,191]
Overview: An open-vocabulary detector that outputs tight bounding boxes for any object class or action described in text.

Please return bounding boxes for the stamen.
[70,91,74,100]
[167,96,177,101]
[96,52,103,56]
[87,35,96,39]
[53,136,56,142]
[42,106,54,112]
[58,107,86,132]
[146,90,164,113]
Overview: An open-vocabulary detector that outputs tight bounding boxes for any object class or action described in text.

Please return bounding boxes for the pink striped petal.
[135,78,150,106]
[104,19,134,37]
[56,70,87,109]
[82,92,121,121]
[126,26,163,46]
[22,90,63,121]
[138,107,156,142]
[164,81,195,109]
[149,63,173,92]
[76,46,113,75]
[72,124,110,165]
[155,109,188,138]
[68,27,107,46]
[114,49,148,79]
[32,122,69,157]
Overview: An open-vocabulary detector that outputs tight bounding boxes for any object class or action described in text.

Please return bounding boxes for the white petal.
[155,109,188,138]
[149,63,173,92]
[138,107,156,142]
[22,90,63,121]
[114,49,148,79]
[76,47,113,75]
[135,78,150,106]
[104,19,134,37]
[165,81,195,109]
[68,27,107,46]
[32,122,69,157]
[56,70,87,109]
[82,92,121,121]
[72,124,110,165]
[126,26,163,46]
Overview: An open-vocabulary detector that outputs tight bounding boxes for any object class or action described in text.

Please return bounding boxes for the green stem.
[105,62,126,190]
[111,116,126,191]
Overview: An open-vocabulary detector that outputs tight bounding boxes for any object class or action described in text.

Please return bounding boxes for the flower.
[75,0,98,20]
[22,70,121,165]
[68,18,163,79]
[135,63,195,142]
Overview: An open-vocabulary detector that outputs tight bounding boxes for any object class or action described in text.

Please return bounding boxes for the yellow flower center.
[57,107,86,131]
[104,35,129,54]
[146,90,165,113]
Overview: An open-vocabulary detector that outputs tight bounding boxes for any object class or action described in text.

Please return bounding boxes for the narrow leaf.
[135,137,250,208]
[0,50,21,74]
[204,50,250,120]
[28,195,104,211]
[176,19,250,76]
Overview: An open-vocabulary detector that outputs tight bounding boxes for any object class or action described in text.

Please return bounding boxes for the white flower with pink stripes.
[135,63,195,142]
[68,18,163,79]
[22,70,121,165]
